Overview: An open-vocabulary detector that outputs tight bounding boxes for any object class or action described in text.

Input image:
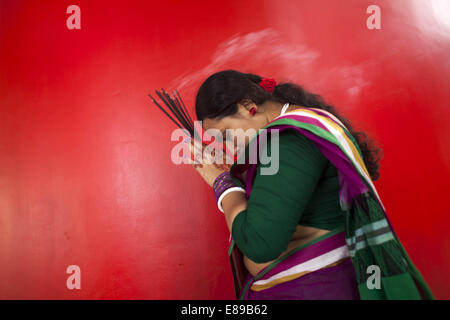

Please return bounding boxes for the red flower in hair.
[259,77,277,93]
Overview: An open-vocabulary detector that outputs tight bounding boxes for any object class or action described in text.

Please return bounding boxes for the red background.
[1,0,449,299]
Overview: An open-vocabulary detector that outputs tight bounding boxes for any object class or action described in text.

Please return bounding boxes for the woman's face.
[202,103,269,157]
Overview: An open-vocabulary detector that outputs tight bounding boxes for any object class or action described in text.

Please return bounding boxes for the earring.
[249,107,256,115]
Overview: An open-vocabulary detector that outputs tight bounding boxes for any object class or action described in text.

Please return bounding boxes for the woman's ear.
[238,99,257,113]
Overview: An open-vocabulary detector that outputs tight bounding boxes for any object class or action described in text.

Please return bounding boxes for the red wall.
[1,0,449,299]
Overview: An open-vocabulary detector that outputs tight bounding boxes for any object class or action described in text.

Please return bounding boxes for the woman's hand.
[185,139,227,187]
[184,138,247,233]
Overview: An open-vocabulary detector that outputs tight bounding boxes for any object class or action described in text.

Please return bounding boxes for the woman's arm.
[224,129,328,263]
[221,189,247,232]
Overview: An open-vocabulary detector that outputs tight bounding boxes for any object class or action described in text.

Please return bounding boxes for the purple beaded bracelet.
[213,172,237,201]
[212,172,246,213]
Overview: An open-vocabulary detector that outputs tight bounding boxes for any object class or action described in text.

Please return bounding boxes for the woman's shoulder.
[261,128,329,171]
[268,128,319,152]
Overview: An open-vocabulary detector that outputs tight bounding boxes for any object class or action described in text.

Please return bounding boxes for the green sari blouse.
[229,129,345,263]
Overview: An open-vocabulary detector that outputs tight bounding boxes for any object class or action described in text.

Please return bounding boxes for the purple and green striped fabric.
[228,106,434,300]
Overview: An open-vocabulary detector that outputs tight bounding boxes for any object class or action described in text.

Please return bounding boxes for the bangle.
[212,172,237,202]
[217,187,246,213]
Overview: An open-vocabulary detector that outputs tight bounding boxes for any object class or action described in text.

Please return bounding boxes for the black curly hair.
[195,69,383,181]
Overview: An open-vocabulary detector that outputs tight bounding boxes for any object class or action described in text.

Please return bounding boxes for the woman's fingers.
[184,141,201,165]
[190,141,204,164]
[185,150,204,169]
[185,140,220,167]
[184,156,194,165]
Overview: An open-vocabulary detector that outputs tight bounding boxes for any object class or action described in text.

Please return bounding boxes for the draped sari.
[228,105,434,300]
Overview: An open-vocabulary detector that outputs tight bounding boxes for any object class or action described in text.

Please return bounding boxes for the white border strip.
[252,245,350,286]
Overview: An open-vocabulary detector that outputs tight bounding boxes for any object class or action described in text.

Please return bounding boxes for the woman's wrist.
[212,171,245,213]
[213,171,236,201]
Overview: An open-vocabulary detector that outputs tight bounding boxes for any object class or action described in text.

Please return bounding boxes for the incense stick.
[148,93,184,130]
[147,88,232,171]
[148,88,199,138]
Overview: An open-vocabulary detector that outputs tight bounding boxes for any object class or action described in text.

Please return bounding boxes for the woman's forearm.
[221,191,247,233]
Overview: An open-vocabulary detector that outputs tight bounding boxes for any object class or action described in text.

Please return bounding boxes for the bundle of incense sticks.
[148,88,232,171]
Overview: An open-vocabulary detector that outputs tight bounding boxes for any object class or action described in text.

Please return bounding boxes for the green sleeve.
[231,129,328,263]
